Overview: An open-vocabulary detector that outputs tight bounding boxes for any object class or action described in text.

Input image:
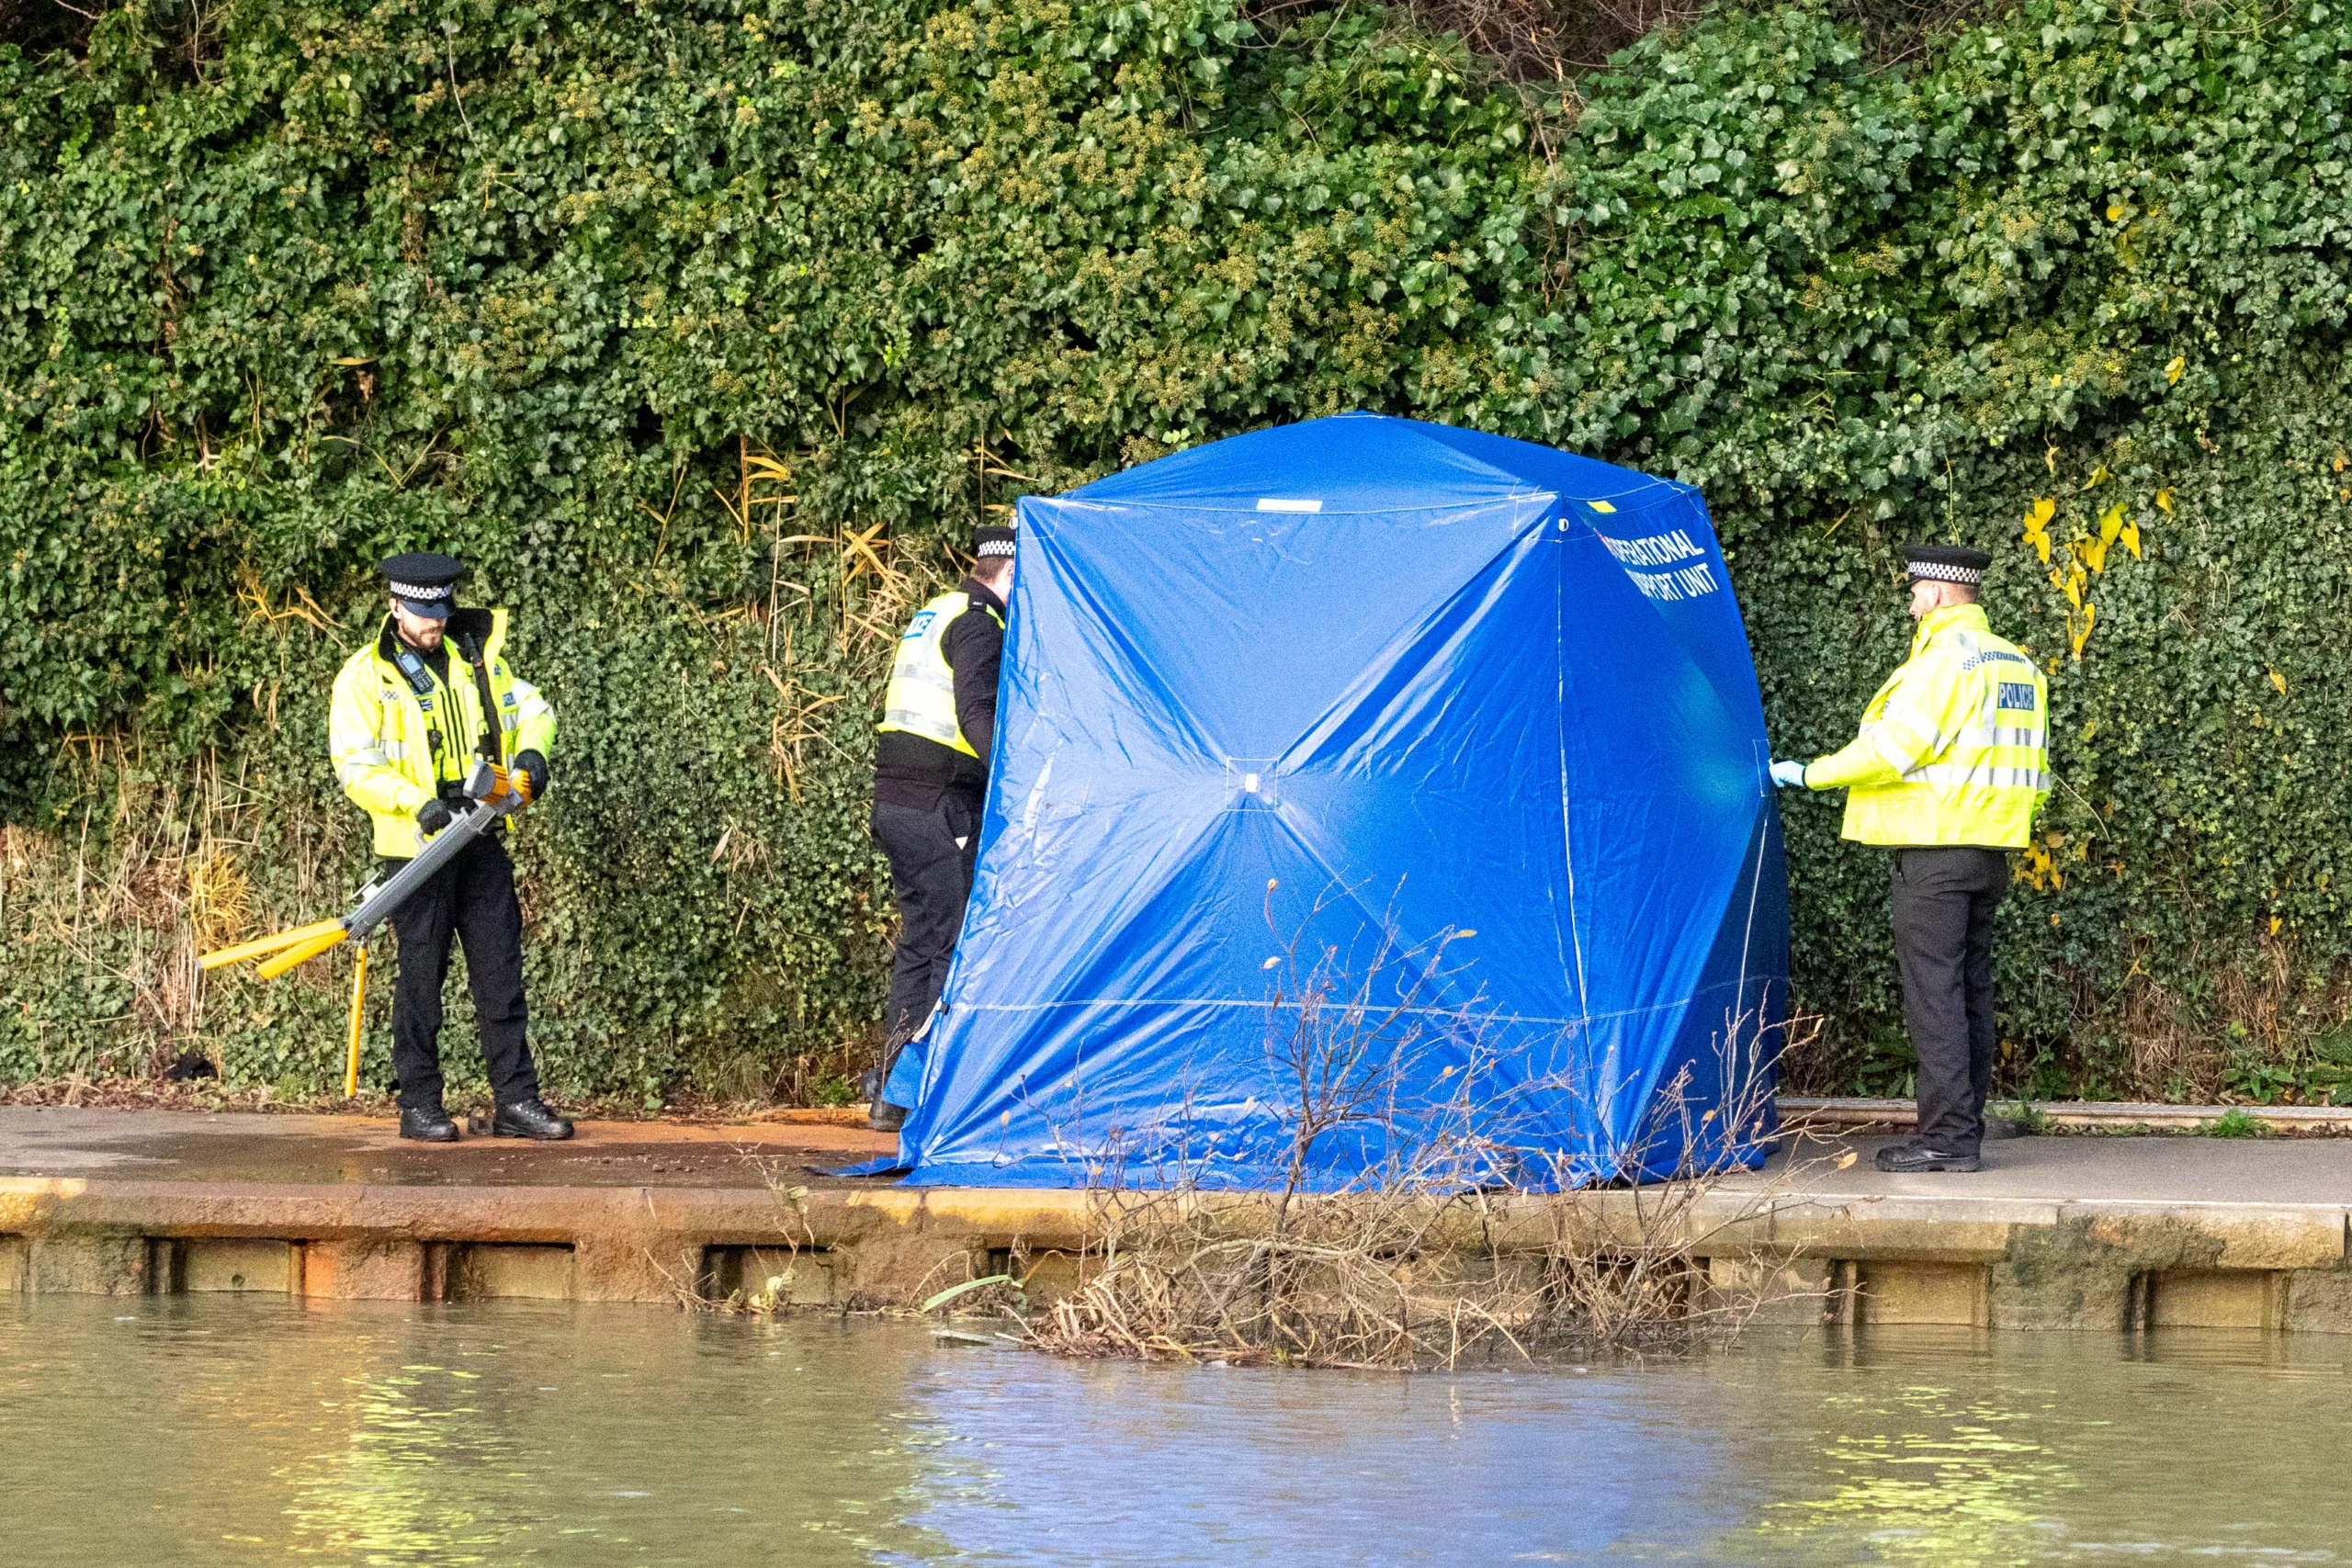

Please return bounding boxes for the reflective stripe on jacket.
[328,608,557,857]
[876,590,1004,757]
[1804,603,2050,848]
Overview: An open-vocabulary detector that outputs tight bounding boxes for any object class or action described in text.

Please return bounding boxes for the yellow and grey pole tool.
[343,939,370,1099]
[201,761,530,996]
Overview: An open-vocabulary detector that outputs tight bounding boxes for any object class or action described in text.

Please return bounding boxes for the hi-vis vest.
[1805,603,2051,848]
[328,608,557,857]
[878,590,1002,757]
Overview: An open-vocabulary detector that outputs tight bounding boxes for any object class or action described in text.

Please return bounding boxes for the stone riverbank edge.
[3,1108,2351,1334]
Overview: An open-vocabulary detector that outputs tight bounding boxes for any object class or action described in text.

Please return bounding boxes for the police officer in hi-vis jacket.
[1773,544,2051,1174]
[328,553,572,1145]
[865,525,1015,1131]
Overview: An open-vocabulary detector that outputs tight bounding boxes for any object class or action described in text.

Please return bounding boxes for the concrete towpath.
[0,1104,895,1188]
[5,1102,2352,1201]
[3,1106,2350,1330]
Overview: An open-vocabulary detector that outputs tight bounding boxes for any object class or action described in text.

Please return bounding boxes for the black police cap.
[1900,543,1992,586]
[378,552,461,589]
[974,524,1017,561]
[378,552,463,615]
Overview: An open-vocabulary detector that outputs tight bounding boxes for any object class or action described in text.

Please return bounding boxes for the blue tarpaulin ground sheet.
[873,412,1789,1189]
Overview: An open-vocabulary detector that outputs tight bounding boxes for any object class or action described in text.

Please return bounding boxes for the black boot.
[400,1105,461,1143]
[492,1097,575,1141]
[859,1066,909,1131]
[1874,1142,1981,1174]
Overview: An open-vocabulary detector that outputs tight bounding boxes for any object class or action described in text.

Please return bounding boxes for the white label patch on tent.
[1255,498,1323,513]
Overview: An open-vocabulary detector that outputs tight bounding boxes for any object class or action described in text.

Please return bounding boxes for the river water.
[2,1297,2346,1565]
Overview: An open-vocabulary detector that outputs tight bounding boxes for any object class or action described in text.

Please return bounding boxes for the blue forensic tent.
[881,412,1788,1188]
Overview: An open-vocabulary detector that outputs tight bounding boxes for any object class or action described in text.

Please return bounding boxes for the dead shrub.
[1009,888,1821,1369]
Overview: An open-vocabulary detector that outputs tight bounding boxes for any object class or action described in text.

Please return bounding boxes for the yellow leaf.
[2165,355,2185,386]
[2050,374,2064,388]
[2270,670,2287,696]
[330,356,376,367]
[2021,497,2055,564]
[2087,465,2111,488]
[1836,1150,1859,1169]
[2335,453,2346,474]
[2107,201,2126,221]
[2270,915,2283,936]
[2081,537,2108,574]
[2070,602,2096,660]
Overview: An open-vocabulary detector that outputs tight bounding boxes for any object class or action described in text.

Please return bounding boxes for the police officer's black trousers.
[383,834,539,1112]
[1890,847,2008,1156]
[871,795,980,1053]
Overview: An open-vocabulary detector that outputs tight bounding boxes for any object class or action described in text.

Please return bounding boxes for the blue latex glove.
[1769,759,1809,789]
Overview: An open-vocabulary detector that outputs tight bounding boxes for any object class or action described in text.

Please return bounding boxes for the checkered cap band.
[977,539,1016,558]
[1907,559,1984,585]
[390,581,454,600]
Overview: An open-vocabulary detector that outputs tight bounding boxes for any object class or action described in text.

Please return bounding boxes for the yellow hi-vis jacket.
[328,608,556,857]
[876,589,1004,757]
[1804,603,2051,848]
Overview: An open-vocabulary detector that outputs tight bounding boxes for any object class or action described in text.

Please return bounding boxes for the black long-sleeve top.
[873,576,1007,809]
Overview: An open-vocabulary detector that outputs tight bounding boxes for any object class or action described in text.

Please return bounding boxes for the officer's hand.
[416,797,454,835]
[514,750,549,803]
[1769,759,1809,789]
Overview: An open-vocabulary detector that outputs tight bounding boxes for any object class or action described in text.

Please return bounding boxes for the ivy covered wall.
[5,0,2349,1104]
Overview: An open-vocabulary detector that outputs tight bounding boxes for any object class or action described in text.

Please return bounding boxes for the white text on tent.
[1592,526,1722,601]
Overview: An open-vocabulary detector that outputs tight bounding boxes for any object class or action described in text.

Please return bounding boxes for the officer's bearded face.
[390,599,447,649]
